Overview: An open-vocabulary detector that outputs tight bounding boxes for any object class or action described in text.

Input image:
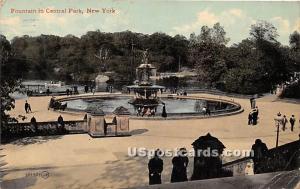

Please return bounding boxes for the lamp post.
[274,116,282,148]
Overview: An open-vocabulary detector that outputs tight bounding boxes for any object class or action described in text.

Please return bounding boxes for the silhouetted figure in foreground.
[171,148,189,183]
[148,149,163,185]
[251,139,268,174]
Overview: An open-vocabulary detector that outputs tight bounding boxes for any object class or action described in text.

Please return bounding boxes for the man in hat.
[289,115,296,132]
[252,108,258,125]
[171,148,189,183]
[282,115,288,131]
[25,100,29,113]
[148,149,163,185]
[248,111,253,125]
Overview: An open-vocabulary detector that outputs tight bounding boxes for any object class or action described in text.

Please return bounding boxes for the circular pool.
[60,95,241,117]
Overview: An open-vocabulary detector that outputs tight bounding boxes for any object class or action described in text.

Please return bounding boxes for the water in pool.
[65,96,234,115]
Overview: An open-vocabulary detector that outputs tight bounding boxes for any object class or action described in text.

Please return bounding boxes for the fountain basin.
[56,95,242,118]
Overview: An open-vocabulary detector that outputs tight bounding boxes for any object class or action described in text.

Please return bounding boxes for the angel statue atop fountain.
[142,49,149,65]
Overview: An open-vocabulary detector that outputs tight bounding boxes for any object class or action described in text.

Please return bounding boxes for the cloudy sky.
[0,0,299,45]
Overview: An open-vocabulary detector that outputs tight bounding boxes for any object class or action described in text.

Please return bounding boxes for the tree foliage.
[1,35,19,131]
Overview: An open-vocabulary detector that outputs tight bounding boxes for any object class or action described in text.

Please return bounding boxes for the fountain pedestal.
[88,109,106,137]
[127,50,165,109]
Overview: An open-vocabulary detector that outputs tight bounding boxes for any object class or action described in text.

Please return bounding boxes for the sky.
[0,0,299,45]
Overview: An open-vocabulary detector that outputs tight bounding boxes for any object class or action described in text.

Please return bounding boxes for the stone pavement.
[1,93,300,189]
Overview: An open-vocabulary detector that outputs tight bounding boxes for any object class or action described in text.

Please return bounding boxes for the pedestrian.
[274,112,283,128]
[171,148,189,183]
[30,116,38,133]
[162,104,167,118]
[148,149,163,185]
[282,115,288,131]
[57,115,65,131]
[290,115,296,132]
[255,106,259,116]
[25,100,29,113]
[28,103,32,113]
[248,112,253,125]
[84,85,89,93]
[252,109,258,125]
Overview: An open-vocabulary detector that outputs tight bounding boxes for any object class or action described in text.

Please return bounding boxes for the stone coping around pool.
[52,94,244,120]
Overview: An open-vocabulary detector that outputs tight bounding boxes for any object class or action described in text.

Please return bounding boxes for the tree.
[189,23,229,87]
[289,31,300,51]
[1,35,19,136]
[250,21,279,43]
[223,40,268,94]
[250,21,288,86]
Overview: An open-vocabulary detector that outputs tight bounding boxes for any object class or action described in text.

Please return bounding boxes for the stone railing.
[1,120,87,143]
[177,87,262,99]
[222,140,300,176]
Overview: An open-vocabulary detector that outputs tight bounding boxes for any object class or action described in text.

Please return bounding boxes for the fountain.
[58,50,242,118]
[126,50,165,109]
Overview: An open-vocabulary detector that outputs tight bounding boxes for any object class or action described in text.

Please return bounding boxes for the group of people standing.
[137,107,156,117]
[136,104,168,118]
[84,85,96,94]
[275,112,296,132]
[248,106,259,125]
[148,148,188,185]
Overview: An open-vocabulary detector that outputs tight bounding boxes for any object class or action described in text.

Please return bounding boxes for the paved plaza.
[1,93,300,189]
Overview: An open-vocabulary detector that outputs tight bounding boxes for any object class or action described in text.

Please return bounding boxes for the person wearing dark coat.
[252,109,258,125]
[148,149,163,185]
[25,100,29,113]
[57,115,65,131]
[171,148,189,183]
[290,115,296,132]
[251,139,268,174]
[248,112,253,125]
[161,104,167,118]
[28,103,32,113]
[31,116,38,133]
